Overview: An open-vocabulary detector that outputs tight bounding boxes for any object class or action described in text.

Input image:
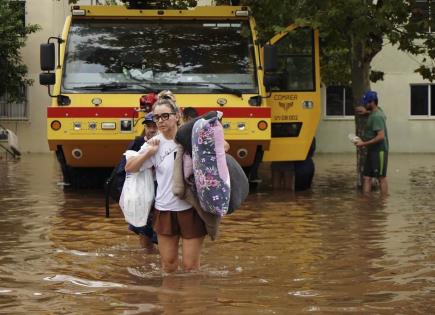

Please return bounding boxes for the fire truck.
[39,2,320,188]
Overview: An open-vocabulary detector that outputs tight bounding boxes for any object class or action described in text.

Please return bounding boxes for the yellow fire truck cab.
[39,3,320,188]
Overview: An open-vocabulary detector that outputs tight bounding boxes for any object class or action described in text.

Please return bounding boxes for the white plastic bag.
[119,150,154,227]
[348,133,361,144]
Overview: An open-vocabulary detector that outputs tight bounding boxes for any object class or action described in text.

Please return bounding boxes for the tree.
[217,0,435,89]
[66,0,198,9]
[0,0,39,102]
[217,0,435,186]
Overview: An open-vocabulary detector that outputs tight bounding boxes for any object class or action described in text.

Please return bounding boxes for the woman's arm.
[125,138,160,172]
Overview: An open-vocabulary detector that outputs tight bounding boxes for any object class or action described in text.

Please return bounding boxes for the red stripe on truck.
[47,107,139,118]
[47,106,271,118]
[183,107,271,118]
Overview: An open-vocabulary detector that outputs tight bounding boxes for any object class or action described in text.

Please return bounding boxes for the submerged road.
[0,153,434,314]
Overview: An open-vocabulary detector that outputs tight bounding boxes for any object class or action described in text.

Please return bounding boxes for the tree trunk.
[351,39,371,188]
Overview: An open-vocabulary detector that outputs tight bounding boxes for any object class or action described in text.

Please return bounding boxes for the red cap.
[139,93,157,112]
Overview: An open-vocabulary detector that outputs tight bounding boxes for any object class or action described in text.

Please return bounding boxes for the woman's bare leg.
[181,236,205,272]
[157,234,180,273]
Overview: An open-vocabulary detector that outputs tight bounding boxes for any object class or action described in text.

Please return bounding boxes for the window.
[410,84,435,116]
[325,85,354,117]
[0,87,28,121]
[63,20,257,94]
[411,0,435,33]
[272,28,315,92]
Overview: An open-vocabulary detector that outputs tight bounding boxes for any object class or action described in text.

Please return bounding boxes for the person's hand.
[355,140,365,147]
[147,137,160,154]
[355,105,369,116]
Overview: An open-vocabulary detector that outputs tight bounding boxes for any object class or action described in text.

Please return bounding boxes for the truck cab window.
[62,20,258,94]
[270,28,315,92]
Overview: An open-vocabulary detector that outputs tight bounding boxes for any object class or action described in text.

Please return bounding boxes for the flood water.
[0,153,434,314]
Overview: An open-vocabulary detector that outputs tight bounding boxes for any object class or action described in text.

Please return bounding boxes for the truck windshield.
[62,20,257,94]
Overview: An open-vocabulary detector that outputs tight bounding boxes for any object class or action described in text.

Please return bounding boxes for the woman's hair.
[153,90,179,114]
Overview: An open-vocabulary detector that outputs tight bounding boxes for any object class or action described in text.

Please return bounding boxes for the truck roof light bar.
[235,10,249,17]
[72,9,86,16]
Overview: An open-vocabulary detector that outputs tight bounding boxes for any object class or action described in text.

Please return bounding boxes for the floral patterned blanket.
[192,117,230,216]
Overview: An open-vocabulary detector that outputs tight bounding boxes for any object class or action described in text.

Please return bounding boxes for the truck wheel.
[55,146,72,185]
[294,138,316,191]
[242,146,263,191]
[65,167,113,189]
[55,147,112,189]
[294,157,315,191]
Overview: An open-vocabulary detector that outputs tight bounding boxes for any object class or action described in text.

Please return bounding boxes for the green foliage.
[67,0,118,3]
[369,70,384,83]
[217,0,435,90]
[67,0,197,8]
[0,0,40,102]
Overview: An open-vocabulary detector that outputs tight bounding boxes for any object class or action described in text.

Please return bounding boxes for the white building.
[318,43,435,153]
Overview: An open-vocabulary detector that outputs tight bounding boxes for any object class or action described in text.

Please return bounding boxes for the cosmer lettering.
[273,115,298,121]
[273,94,298,101]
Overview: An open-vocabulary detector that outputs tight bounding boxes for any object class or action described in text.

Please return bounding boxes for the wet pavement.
[0,153,434,314]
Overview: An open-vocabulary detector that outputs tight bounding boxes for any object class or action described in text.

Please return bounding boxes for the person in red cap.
[140,92,158,113]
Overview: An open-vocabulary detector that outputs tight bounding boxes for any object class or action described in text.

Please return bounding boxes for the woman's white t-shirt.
[138,133,191,211]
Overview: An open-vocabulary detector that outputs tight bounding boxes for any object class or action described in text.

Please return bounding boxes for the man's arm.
[355,129,385,147]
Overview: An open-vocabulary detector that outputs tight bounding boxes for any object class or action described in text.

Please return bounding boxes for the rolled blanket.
[226,154,249,214]
[175,111,219,155]
[192,116,230,217]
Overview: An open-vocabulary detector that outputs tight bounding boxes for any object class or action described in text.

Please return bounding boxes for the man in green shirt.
[355,90,389,195]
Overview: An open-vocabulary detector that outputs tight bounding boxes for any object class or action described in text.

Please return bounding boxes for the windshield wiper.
[166,81,243,97]
[206,82,243,98]
[78,82,154,91]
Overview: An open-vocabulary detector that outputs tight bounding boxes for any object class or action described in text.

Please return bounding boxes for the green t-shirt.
[363,108,389,151]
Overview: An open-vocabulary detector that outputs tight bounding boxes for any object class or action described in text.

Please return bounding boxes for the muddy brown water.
[0,153,434,314]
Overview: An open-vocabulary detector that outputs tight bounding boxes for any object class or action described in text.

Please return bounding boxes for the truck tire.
[55,147,112,189]
[294,138,316,191]
[242,146,263,191]
[294,158,315,191]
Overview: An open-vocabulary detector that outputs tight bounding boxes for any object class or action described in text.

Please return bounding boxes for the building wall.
[1,0,73,153]
[316,43,435,153]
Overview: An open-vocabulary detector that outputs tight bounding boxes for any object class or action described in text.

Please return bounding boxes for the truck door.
[262,26,320,162]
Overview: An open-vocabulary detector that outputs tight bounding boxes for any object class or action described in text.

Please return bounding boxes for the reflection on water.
[1,153,435,314]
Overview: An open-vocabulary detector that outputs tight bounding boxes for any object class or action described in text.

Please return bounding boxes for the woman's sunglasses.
[152,112,176,122]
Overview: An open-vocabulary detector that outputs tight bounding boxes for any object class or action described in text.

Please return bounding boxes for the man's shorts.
[128,223,158,244]
[152,208,206,239]
[363,150,388,178]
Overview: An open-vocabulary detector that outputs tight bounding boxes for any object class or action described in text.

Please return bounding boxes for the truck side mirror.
[40,43,55,71]
[264,44,278,73]
[39,72,56,85]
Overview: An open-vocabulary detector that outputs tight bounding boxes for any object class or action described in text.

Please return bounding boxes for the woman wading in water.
[125,91,206,273]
